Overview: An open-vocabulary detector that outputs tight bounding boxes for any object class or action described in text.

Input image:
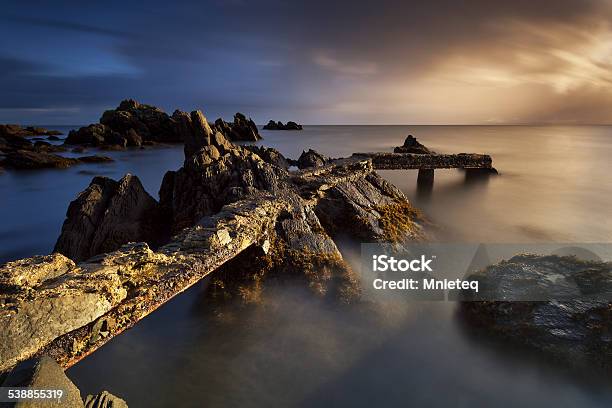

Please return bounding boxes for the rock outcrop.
[2,355,127,407]
[65,101,262,148]
[461,254,612,369]
[394,135,433,154]
[263,120,303,130]
[213,112,261,141]
[54,174,165,262]
[0,114,425,374]
[0,124,62,138]
[297,149,329,169]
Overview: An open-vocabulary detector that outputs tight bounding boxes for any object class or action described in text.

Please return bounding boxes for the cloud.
[1,0,612,124]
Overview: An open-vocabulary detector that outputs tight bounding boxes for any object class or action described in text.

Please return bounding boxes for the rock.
[0,253,75,290]
[297,149,329,169]
[0,255,127,372]
[243,145,290,170]
[72,146,86,153]
[77,155,114,164]
[460,254,612,368]
[159,144,287,233]
[100,99,180,143]
[0,124,63,138]
[54,174,166,262]
[65,124,110,146]
[213,112,262,141]
[3,150,78,169]
[85,391,128,408]
[315,170,424,243]
[125,128,142,147]
[2,356,128,408]
[33,140,67,153]
[1,356,85,407]
[263,120,303,130]
[393,135,433,154]
[47,135,62,141]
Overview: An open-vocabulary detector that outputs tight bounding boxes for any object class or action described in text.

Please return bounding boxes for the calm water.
[2,125,612,407]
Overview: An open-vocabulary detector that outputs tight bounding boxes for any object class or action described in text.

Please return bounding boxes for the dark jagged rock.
[0,124,62,138]
[394,135,433,154]
[213,112,262,141]
[47,135,62,141]
[243,145,290,170]
[263,120,303,130]
[159,140,287,233]
[297,149,329,169]
[2,356,128,407]
[67,101,263,149]
[66,124,113,146]
[461,254,612,368]
[99,99,180,143]
[54,174,165,262]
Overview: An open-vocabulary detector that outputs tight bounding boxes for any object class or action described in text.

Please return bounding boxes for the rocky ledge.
[0,124,63,138]
[460,254,612,369]
[0,108,425,375]
[65,99,262,148]
[263,120,303,130]
[2,355,127,407]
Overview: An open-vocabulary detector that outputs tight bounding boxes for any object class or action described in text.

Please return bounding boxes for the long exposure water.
[2,125,612,407]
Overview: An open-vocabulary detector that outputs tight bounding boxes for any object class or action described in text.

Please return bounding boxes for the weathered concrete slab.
[352,152,493,170]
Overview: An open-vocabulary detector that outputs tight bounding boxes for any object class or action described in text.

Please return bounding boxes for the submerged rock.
[263,120,303,130]
[54,174,165,262]
[394,135,433,154]
[460,254,612,368]
[2,149,113,170]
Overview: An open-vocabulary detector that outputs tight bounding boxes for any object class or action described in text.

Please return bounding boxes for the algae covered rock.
[461,254,612,368]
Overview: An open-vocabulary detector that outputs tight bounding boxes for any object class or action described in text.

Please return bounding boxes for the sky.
[1,0,612,125]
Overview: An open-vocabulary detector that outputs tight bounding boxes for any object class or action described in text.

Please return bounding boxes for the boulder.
[297,149,329,169]
[394,135,433,154]
[54,174,166,262]
[461,254,612,368]
[85,391,129,408]
[47,135,62,141]
[1,356,85,407]
[66,124,111,146]
[2,356,128,408]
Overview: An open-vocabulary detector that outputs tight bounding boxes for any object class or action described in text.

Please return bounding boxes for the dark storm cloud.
[0,0,611,124]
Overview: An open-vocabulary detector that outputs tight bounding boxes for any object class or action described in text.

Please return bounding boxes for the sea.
[2,125,612,407]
